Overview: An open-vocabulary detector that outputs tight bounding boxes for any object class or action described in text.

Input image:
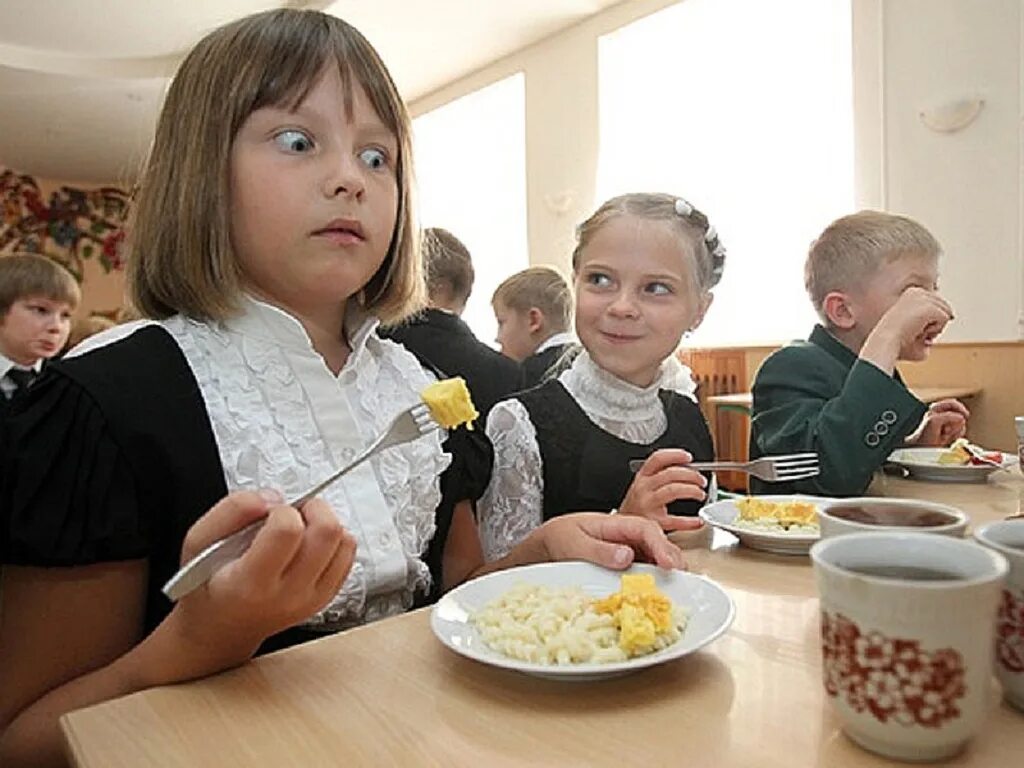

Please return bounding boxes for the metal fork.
[628,453,819,483]
[162,403,439,602]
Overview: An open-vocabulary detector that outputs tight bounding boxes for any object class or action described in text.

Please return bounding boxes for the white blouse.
[478,351,699,561]
[158,297,450,631]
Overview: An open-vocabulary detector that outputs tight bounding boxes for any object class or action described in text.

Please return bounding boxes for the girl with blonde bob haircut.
[0,12,685,766]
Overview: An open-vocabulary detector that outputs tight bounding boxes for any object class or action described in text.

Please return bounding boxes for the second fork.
[628,453,819,483]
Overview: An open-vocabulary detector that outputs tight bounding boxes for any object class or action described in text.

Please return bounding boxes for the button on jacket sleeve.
[750,339,926,496]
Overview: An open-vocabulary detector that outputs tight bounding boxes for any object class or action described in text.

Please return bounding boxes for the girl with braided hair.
[480,192,727,561]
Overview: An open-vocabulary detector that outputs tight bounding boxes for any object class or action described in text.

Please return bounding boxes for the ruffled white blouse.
[478,350,699,561]
[158,297,450,630]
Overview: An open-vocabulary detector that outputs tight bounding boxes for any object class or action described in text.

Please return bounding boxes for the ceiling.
[0,0,621,184]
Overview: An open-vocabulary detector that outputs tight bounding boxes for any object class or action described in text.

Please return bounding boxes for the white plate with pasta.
[430,562,735,681]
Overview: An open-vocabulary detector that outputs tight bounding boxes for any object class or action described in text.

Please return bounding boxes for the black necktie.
[5,368,36,398]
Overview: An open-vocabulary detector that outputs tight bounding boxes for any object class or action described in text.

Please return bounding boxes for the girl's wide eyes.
[358,147,388,170]
[586,273,612,288]
[273,129,315,153]
[269,130,393,171]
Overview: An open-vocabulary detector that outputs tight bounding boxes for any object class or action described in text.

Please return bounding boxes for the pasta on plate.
[470,574,686,665]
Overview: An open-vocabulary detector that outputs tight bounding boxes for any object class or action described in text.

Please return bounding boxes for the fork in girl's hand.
[162,403,438,602]
[628,453,819,484]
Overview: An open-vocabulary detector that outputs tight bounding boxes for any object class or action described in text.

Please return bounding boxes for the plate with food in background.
[430,562,734,681]
[887,439,1017,483]
[699,495,826,555]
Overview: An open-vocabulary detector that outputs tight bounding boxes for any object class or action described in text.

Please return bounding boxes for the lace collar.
[223,295,380,373]
[558,350,672,423]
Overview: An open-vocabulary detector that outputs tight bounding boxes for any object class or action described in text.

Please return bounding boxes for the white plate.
[887,447,1017,483]
[430,562,735,681]
[699,495,826,555]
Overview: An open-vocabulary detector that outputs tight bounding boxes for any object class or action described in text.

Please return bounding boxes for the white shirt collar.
[0,351,42,399]
[0,351,43,380]
[536,331,574,353]
[223,295,380,373]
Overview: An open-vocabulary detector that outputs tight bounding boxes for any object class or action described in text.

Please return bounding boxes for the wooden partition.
[677,348,748,491]
[897,342,1024,451]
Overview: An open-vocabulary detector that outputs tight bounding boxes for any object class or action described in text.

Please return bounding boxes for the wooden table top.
[707,386,982,411]
[61,472,1024,768]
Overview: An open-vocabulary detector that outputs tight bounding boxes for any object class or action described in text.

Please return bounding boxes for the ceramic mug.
[973,520,1024,711]
[817,498,968,539]
[811,532,1007,762]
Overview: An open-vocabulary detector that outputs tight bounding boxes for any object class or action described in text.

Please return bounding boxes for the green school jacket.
[749,324,927,497]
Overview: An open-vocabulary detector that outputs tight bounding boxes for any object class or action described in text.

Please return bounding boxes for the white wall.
[411,0,679,273]
[856,0,1023,342]
[413,0,1024,342]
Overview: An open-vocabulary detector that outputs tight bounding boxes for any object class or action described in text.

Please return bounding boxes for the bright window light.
[597,0,853,346]
[413,73,528,346]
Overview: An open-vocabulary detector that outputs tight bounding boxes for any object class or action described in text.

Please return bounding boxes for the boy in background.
[0,253,79,412]
[750,211,968,496]
[383,228,522,416]
[492,266,574,388]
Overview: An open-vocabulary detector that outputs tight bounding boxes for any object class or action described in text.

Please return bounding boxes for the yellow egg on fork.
[420,377,479,429]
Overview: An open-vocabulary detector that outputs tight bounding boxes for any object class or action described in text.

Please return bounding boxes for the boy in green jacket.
[750,211,968,496]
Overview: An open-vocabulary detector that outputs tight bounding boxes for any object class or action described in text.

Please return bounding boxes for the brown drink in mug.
[811,532,1007,762]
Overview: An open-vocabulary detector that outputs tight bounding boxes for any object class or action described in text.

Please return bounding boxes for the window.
[597,0,853,345]
[413,73,528,345]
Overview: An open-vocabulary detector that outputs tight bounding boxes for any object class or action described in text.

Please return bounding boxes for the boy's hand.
[879,287,953,342]
[862,287,953,373]
[905,398,969,447]
[618,449,707,532]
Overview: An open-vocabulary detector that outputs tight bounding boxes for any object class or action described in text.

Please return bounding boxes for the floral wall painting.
[0,167,130,280]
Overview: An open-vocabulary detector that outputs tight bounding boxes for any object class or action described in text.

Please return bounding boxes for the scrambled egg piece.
[593,574,674,656]
[420,377,479,429]
[937,438,971,465]
[736,497,818,528]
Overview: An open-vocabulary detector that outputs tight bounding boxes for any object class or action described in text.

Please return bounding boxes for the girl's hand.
[537,513,688,571]
[170,490,356,668]
[619,448,707,532]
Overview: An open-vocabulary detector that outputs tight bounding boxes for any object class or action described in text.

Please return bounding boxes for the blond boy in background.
[382,228,523,415]
[750,211,968,496]
[492,266,574,387]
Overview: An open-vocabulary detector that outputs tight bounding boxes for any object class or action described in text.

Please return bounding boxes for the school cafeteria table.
[61,471,1022,767]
